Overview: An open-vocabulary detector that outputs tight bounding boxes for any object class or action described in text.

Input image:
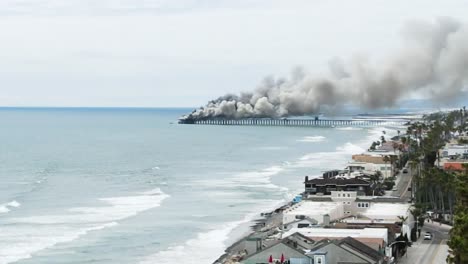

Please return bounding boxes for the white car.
[424,232,433,240]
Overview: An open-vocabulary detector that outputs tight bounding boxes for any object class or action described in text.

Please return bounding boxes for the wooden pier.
[179,118,408,127]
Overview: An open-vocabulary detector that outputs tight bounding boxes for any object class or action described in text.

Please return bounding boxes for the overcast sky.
[0,0,467,107]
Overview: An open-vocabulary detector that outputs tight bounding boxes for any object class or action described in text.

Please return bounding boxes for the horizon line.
[0,106,196,109]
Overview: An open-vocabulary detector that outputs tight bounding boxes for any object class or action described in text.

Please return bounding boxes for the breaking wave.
[0,200,21,214]
[0,189,169,264]
[297,136,326,142]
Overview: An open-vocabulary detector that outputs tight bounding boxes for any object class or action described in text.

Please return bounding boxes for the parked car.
[402,168,408,173]
[424,232,433,240]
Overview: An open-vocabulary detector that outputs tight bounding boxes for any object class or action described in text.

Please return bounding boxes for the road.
[389,165,452,263]
[398,221,451,264]
[390,166,413,201]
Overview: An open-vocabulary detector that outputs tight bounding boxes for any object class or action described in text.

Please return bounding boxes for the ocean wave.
[256,146,287,150]
[139,223,241,264]
[0,222,119,264]
[0,200,21,214]
[336,142,365,154]
[336,127,363,131]
[297,136,326,142]
[139,200,284,264]
[193,165,286,191]
[0,189,169,263]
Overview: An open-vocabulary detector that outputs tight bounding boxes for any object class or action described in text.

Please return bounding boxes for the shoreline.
[214,201,291,264]
[214,124,405,264]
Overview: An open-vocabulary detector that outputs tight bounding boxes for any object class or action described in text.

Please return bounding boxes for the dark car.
[402,168,408,173]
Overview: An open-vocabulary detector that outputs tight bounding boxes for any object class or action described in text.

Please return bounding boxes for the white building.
[440,144,468,158]
[329,191,373,216]
[345,161,392,178]
[282,201,344,225]
[361,202,412,222]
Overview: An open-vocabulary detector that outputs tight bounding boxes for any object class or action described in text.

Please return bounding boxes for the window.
[365,203,369,207]
[338,193,341,197]
[347,193,351,197]
[347,202,351,205]
[315,256,324,264]
[358,203,361,208]
[343,202,346,204]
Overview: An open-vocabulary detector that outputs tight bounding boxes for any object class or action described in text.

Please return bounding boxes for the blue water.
[0,108,392,264]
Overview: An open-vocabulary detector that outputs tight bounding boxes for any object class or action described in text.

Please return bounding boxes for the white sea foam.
[297,136,326,142]
[7,201,20,208]
[0,200,21,214]
[257,146,287,150]
[0,206,9,214]
[0,222,119,264]
[0,189,169,264]
[294,125,397,171]
[336,127,363,131]
[193,165,286,190]
[336,142,366,154]
[139,200,283,264]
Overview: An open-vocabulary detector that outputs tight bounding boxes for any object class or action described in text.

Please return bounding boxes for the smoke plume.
[182,18,468,121]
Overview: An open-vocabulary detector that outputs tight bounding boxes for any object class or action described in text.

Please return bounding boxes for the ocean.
[0,107,406,264]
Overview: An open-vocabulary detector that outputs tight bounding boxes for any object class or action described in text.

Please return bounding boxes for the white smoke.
[183,17,468,121]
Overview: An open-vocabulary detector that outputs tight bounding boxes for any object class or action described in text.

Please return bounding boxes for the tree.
[447,165,468,263]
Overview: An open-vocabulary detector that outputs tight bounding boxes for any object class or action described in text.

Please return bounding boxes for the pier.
[178,118,408,127]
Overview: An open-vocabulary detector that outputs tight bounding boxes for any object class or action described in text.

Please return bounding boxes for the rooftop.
[283,201,342,216]
[283,227,388,242]
[337,236,383,261]
[305,178,370,186]
[361,202,411,221]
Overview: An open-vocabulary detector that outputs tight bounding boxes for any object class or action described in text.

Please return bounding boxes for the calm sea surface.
[0,108,401,264]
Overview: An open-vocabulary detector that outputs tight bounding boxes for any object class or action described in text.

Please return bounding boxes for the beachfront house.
[242,235,384,264]
[304,177,372,196]
[307,237,384,264]
[282,200,344,225]
[283,227,388,253]
[283,217,319,231]
[241,235,314,264]
[350,154,394,178]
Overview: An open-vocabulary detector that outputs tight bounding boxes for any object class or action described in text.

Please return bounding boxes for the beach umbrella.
[280,253,285,263]
[268,255,273,263]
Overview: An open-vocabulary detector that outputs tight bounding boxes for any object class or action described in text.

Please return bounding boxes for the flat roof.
[362,203,411,221]
[284,227,388,241]
[341,218,397,224]
[284,201,342,215]
[305,178,370,186]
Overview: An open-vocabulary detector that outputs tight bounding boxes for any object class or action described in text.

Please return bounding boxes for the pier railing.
[179,118,408,127]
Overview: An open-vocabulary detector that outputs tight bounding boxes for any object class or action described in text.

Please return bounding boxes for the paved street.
[388,165,452,263]
[390,165,413,200]
[397,221,451,264]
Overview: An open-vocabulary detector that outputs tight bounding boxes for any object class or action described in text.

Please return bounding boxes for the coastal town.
[216,109,468,264]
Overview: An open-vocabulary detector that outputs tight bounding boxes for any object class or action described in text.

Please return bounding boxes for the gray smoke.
[182,17,468,121]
